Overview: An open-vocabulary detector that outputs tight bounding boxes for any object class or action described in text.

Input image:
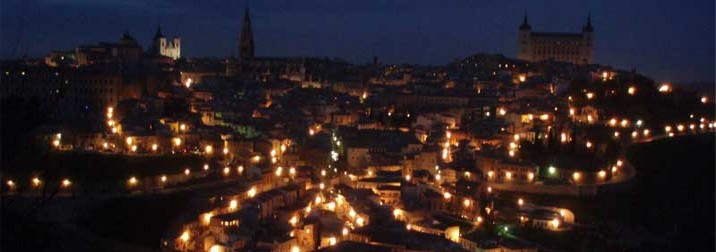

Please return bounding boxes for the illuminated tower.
[239,7,255,61]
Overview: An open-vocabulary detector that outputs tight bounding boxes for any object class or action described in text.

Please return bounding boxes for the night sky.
[1,0,713,82]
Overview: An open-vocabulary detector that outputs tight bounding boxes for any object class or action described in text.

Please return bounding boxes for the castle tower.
[581,14,594,64]
[149,25,181,60]
[149,25,165,56]
[517,13,532,61]
[239,7,255,61]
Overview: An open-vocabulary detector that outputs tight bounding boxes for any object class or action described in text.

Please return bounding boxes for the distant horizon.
[1,0,713,83]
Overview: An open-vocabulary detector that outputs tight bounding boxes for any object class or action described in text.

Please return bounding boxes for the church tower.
[239,7,255,61]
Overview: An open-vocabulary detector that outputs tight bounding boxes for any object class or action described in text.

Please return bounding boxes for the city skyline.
[1,0,714,83]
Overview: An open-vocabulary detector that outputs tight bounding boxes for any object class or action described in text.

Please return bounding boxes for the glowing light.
[636,120,643,127]
[476,216,483,223]
[128,176,138,185]
[405,175,411,182]
[179,230,190,242]
[223,167,230,175]
[539,114,549,121]
[551,218,560,229]
[527,172,534,181]
[443,192,452,199]
[609,118,617,127]
[319,183,325,190]
[151,144,158,151]
[184,78,192,88]
[247,187,257,198]
[508,150,515,157]
[205,145,213,154]
[677,125,684,132]
[6,180,14,187]
[393,209,401,218]
[572,172,581,181]
[223,147,229,155]
[52,139,60,147]
[665,126,672,133]
[548,166,556,175]
[161,175,167,183]
[203,212,213,225]
[658,84,671,93]
[342,228,349,236]
[513,134,520,141]
[130,145,137,152]
[487,186,492,193]
[203,164,209,171]
[701,96,708,104]
[631,131,638,138]
[32,177,41,187]
[179,123,186,131]
[560,133,568,143]
[517,198,524,207]
[617,160,623,167]
[614,131,620,138]
[586,141,593,148]
[328,236,337,246]
[643,129,650,136]
[289,215,298,226]
[275,167,283,177]
[518,74,526,83]
[62,179,71,188]
[487,170,494,178]
[586,92,594,100]
[314,195,322,204]
[291,246,300,252]
[356,217,365,226]
[463,199,471,207]
[173,138,182,146]
[505,171,513,180]
[627,86,636,95]
[125,137,133,145]
[499,108,507,116]
[598,170,607,179]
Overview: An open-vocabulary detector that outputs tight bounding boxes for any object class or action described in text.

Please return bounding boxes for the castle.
[149,26,181,60]
[517,14,593,65]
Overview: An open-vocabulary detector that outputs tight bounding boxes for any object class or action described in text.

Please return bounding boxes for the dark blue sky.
[2,0,713,82]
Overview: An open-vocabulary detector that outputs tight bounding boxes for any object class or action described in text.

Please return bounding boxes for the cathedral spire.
[239,5,255,61]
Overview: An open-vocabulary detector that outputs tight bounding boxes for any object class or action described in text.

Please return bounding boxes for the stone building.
[517,14,594,64]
